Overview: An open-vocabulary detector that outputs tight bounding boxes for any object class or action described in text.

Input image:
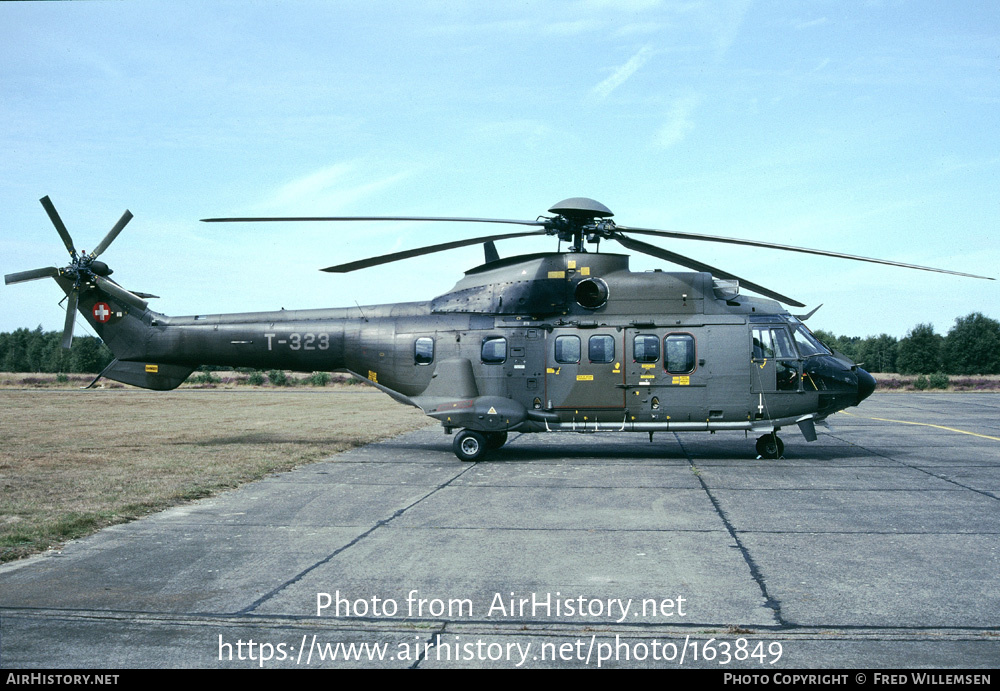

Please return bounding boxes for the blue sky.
[2,1,997,341]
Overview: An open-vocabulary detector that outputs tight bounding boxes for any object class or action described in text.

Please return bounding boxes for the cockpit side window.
[772,328,796,359]
[752,327,774,359]
[753,326,797,359]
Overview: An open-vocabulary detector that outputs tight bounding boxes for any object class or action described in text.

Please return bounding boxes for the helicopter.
[6,196,993,461]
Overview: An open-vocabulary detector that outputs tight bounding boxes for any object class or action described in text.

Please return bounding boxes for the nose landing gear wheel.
[453,429,487,461]
[756,434,784,459]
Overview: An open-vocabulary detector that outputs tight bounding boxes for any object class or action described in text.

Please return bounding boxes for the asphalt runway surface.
[1,393,998,669]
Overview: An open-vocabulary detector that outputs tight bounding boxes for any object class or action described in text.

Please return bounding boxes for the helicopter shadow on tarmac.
[377,430,872,463]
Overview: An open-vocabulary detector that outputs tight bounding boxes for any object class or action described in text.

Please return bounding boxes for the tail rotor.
[4,196,147,349]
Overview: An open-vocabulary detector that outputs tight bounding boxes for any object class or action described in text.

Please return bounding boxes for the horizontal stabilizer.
[90,359,195,391]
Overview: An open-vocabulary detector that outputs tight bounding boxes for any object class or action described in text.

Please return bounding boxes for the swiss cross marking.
[93,302,111,323]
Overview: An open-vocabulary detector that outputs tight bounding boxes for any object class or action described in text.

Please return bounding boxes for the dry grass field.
[0,387,430,562]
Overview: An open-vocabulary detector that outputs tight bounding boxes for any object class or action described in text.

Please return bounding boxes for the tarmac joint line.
[236,461,480,616]
[672,433,785,628]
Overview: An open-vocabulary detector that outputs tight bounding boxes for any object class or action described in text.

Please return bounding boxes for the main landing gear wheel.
[755,434,784,459]
[453,429,487,461]
[483,431,508,450]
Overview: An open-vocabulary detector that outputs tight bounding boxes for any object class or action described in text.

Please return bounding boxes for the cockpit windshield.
[783,316,832,357]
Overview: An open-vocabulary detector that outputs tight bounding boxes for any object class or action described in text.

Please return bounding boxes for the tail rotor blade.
[40,196,77,258]
[5,267,60,285]
[91,210,133,258]
[62,290,78,350]
[94,275,148,310]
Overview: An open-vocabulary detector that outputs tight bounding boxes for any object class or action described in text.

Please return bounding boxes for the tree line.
[812,312,1000,375]
[2,311,998,375]
[0,327,114,374]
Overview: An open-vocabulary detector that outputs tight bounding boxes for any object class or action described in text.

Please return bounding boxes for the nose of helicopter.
[856,367,876,404]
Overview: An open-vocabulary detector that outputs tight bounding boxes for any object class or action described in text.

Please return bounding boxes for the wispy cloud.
[711,0,752,60]
[259,163,413,213]
[540,20,602,36]
[591,45,655,99]
[795,17,829,30]
[475,120,553,149]
[654,94,702,148]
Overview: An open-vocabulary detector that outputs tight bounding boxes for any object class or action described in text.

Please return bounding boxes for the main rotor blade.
[91,210,133,258]
[62,290,78,350]
[94,276,148,311]
[202,215,548,228]
[40,196,77,257]
[615,224,994,280]
[5,266,60,285]
[322,230,548,273]
[613,234,806,307]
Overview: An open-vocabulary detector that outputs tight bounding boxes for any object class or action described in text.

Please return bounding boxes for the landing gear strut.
[755,434,784,459]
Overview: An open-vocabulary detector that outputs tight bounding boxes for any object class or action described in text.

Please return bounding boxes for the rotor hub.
[547,197,614,219]
[545,198,616,251]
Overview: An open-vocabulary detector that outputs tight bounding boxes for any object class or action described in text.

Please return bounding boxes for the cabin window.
[554,335,581,364]
[589,335,615,364]
[664,334,695,374]
[633,334,659,363]
[481,336,507,364]
[414,337,434,365]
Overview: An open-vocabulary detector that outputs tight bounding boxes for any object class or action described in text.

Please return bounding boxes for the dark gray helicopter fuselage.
[69,251,874,456]
[13,193,987,460]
